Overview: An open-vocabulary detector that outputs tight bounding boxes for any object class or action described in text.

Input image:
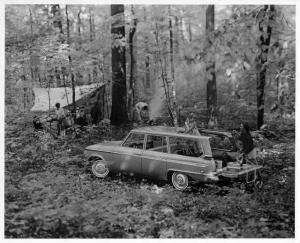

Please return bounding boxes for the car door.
[166,136,215,176]
[141,135,168,180]
[120,132,145,175]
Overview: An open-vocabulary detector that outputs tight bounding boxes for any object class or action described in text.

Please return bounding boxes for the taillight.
[215,160,223,171]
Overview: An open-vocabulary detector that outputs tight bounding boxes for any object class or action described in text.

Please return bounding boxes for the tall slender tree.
[110,4,128,125]
[128,5,138,120]
[89,8,94,42]
[77,8,82,37]
[65,5,76,115]
[51,4,63,34]
[143,7,151,91]
[257,5,275,129]
[206,5,217,127]
[168,5,178,127]
[28,7,34,81]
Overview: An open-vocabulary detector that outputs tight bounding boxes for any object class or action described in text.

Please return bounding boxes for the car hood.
[85,140,122,151]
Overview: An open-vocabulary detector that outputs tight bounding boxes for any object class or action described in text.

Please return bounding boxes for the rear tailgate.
[220,164,263,179]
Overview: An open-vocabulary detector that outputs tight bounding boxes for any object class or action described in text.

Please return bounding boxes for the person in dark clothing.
[76,109,88,127]
[237,123,254,165]
[33,115,43,130]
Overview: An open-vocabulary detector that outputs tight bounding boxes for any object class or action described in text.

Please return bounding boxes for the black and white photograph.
[3,1,296,239]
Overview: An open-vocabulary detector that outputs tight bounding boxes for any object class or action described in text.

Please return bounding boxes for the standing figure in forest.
[185,113,201,136]
[207,107,218,129]
[133,102,149,126]
[234,123,255,166]
[55,102,66,137]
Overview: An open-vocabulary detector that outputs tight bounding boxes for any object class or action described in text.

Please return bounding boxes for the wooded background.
[4,4,296,238]
[5,4,295,129]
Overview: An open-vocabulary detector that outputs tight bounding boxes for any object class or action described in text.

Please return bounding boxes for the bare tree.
[65,5,76,115]
[110,4,128,125]
[168,5,178,127]
[257,5,275,129]
[128,5,138,120]
[206,5,217,128]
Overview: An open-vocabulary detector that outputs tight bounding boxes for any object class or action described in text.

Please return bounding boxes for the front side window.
[122,133,145,149]
[146,135,167,153]
[169,136,203,157]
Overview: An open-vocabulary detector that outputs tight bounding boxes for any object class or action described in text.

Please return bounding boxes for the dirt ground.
[5,111,295,238]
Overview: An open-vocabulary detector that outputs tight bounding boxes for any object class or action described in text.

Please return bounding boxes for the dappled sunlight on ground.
[5,112,295,238]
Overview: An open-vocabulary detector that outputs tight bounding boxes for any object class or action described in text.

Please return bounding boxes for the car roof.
[200,129,233,137]
[131,126,211,140]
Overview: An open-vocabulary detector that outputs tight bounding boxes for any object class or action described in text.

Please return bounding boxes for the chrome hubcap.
[172,172,188,190]
[92,161,109,178]
[176,174,186,185]
[95,164,106,174]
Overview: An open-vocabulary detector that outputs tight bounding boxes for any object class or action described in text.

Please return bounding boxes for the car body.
[84,126,262,190]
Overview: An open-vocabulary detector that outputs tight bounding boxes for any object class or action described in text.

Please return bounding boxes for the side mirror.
[204,155,213,160]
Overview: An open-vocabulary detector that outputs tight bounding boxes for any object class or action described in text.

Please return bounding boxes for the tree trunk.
[71,73,76,109]
[29,7,34,81]
[169,5,178,127]
[188,20,192,42]
[62,73,69,106]
[66,5,70,45]
[179,15,185,42]
[145,56,150,89]
[51,4,63,34]
[174,16,179,55]
[101,56,110,119]
[55,67,61,87]
[77,9,81,37]
[206,5,217,127]
[89,8,94,42]
[65,5,76,116]
[110,4,128,125]
[154,23,174,125]
[46,75,51,112]
[144,7,151,91]
[257,5,275,129]
[128,5,138,120]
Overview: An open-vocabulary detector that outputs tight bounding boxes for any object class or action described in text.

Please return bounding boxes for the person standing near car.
[55,102,66,137]
[185,113,201,136]
[236,123,254,166]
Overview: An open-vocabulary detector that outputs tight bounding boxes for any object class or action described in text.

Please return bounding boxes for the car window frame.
[145,134,168,154]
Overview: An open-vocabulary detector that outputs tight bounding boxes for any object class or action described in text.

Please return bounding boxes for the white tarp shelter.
[31,83,103,111]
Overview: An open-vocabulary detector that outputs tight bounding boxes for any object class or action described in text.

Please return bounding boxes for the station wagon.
[84,126,262,190]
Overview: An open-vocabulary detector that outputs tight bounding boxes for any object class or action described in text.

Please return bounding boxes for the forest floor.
[5,109,295,238]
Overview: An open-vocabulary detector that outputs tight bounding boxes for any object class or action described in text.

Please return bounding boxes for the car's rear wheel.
[91,160,109,178]
[171,172,189,191]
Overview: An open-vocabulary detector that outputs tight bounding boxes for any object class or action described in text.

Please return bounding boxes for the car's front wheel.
[91,160,109,178]
[171,172,189,191]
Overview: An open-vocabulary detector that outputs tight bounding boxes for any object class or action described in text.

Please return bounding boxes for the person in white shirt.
[55,103,66,136]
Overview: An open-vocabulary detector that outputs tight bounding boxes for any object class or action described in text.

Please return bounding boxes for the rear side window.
[146,135,168,153]
[169,136,203,157]
[122,133,145,149]
[209,134,233,151]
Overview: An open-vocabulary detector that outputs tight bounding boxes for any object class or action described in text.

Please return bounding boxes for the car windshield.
[122,132,144,149]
